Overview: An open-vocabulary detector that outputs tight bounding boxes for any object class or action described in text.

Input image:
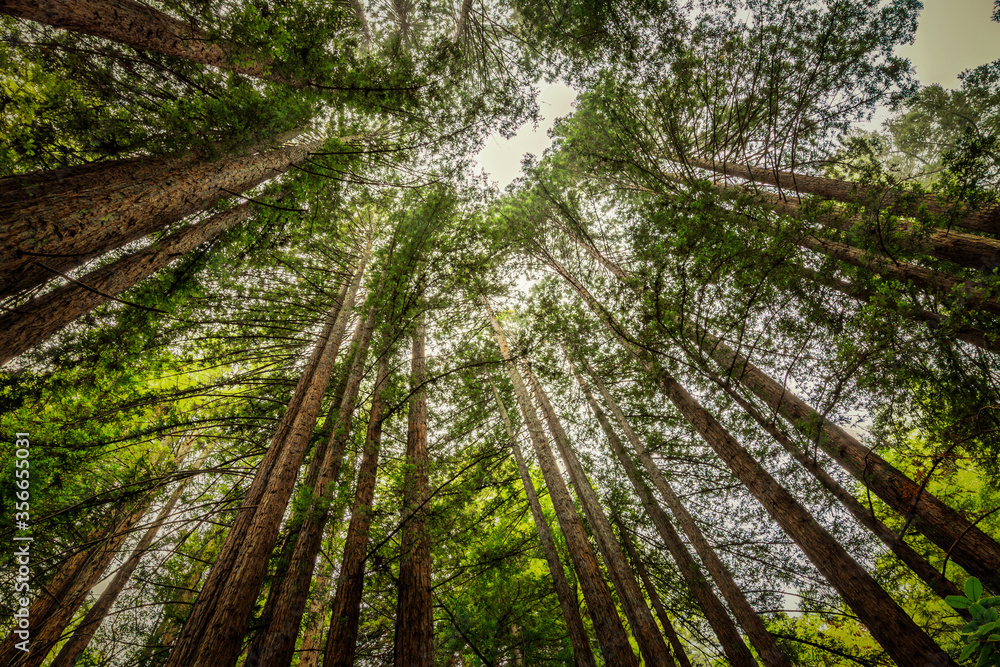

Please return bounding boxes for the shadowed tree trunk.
[0,202,253,365]
[482,297,639,667]
[164,243,369,667]
[324,354,391,667]
[0,139,323,299]
[547,251,958,667]
[487,374,598,667]
[522,364,673,667]
[617,523,693,667]
[248,300,379,667]
[394,313,434,667]
[569,358,783,667]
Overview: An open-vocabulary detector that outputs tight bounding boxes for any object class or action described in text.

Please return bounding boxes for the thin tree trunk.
[547,253,957,667]
[0,139,322,299]
[248,301,379,667]
[324,355,391,667]
[487,374,598,667]
[522,365,673,667]
[714,376,965,605]
[0,0,302,84]
[50,447,211,667]
[394,313,434,667]
[570,358,780,666]
[617,525,692,667]
[482,298,639,667]
[297,567,332,667]
[0,203,252,365]
[164,244,369,667]
[684,155,1000,235]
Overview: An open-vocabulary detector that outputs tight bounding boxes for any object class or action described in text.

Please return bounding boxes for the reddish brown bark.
[685,155,1000,236]
[248,301,378,667]
[483,299,639,667]
[571,362,777,667]
[0,139,322,298]
[0,0,294,83]
[164,244,369,667]
[548,254,957,667]
[617,523,692,667]
[323,355,390,667]
[523,365,673,667]
[394,314,434,667]
[0,203,252,366]
[488,375,598,667]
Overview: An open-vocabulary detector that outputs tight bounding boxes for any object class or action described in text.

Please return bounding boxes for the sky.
[473,0,1000,189]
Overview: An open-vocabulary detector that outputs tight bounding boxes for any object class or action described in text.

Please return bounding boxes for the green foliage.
[948,578,1000,665]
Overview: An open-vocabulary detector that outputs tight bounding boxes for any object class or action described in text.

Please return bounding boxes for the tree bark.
[394,313,435,667]
[164,244,369,667]
[0,203,252,366]
[297,567,332,667]
[0,139,322,299]
[617,524,692,667]
[324,355,391,667]
[487,374,598,667]
[685,155,1000,236]
[482,298,639,667]
[570,359,781,666]
[248,300,378,667]
[547,253,957,667]
[522,365,673,667]
[0,0,300,84]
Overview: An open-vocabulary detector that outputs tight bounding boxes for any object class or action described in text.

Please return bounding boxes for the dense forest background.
[2,0,1000,665]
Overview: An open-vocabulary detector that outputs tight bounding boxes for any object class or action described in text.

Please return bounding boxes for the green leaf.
[968,578,985,602]
[951,596,974,609]
[963,642,979,661]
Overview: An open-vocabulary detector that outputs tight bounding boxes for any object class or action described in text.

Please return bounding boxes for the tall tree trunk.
[0,0,302,84]
[248,301,379,667]
[617,524,693,667]
[568,230,1000,591]
[296,567,332,667]
[0,497,150,667]
[522,365,673,667]
[714,376,965,605]
[324,355,391,667]
[50,447,211,667]
[0,203,252,366]
[164,244,369,667]
[547,253,957,667]
[570,358,783,667]
[684,155,1000,235]
[0,139,323,299]
[482,298,639,667]
[487,374,598,667]
[394,313,434,667]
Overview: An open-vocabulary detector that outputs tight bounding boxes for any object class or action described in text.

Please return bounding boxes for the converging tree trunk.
[394,313,434,667]
[488,374,598,667]
[522,364,673,667]
[482,297,640,667]
[164,243,369,667]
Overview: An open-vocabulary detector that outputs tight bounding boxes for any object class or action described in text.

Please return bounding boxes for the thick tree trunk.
[568,230,1000,591]
[0,139,322,299]
[164,245,369,667]
[0,203,252,366]
[715,377,965,605]
[482,298,639,667]
[0,0,297,84]
[488,375,598,667]
[0,498,149,667]
[50,447,211,667]
[324,355,391,667]
[617,525,693,667]
[248,301,378,667]
[394,314,435,667]
[685,155,1000,236]
[522,365,673,667]
[571,360,780,666]
[547,254,957,666]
